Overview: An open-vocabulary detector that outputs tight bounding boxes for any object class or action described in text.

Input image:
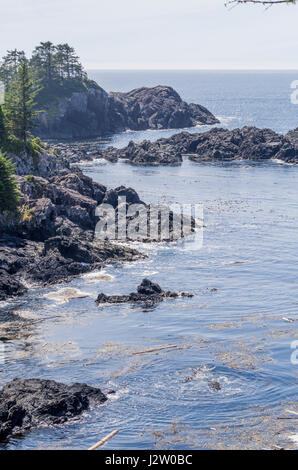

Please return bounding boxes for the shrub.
[0,153,20,212]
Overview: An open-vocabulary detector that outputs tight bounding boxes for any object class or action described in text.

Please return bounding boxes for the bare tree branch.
[225,0,296,6]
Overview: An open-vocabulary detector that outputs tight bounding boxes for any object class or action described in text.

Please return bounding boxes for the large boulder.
[0,378,107,440]
[96,278,193,307]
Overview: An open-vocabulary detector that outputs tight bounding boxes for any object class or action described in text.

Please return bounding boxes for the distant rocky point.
[61,126,298,167]
[35,85,219,139]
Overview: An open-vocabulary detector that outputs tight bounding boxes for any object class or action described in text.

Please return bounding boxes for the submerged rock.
[208,381,221,392]
[96,278,193,307]
[0,378,107,441]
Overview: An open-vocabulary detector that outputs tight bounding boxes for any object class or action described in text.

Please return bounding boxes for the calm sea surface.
[1,71,297,450]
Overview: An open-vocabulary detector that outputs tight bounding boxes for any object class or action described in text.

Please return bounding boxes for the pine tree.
[0,106,6,148]
[0,49,26,87]
[4,59,41,146]
[55,43,86,81]
[31,41,57,85]
[0,153,20,212]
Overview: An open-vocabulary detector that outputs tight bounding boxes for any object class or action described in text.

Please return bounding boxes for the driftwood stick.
[88,429,119,450]
[132,345,181,355]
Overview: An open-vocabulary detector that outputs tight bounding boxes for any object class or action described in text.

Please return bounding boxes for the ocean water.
[0,71,297,450]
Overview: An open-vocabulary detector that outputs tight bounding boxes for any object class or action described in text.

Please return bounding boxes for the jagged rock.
[0,158,145,301]
[0,270,27,301]
[109,86,219,131]
[0,378,107,440]
[34,85,219,139]
[102,185,144,207]
[96,278,193,306]
[187,127,288,162]
[8,149,70,178]
[92,126,298,166]
[137,278,163,296]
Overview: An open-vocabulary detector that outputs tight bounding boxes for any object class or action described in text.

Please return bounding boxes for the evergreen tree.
[0,49,26,87]
[0,106,6,147]
[4,59,41,146]
[54,43,86,82]
[31,41,57,85]
[0,153,20,212]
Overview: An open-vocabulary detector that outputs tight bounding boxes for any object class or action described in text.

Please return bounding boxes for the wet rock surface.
[0,153,144,301]
[0,378,107,440]
[35,85,219,139]
[68,126,298,167]
[96,278,193,307]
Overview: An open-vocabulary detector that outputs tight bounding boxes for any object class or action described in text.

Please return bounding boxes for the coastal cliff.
[34,85,219,139]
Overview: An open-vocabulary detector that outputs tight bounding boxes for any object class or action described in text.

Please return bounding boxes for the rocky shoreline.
[0,150,147,302]
[52,126,298,167]
[2,121,298,443]
[2,123,298,303]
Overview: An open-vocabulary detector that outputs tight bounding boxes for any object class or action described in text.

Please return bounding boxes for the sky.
[0,0,297,70]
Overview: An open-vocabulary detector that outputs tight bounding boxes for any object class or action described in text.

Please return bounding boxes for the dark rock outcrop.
[186,127,293,163]
[109,86,219,131]
[35,85,219,139]
[0,378,107,440]
[96,278,193,307]
[35,87,112,139]
[89,126,298,166]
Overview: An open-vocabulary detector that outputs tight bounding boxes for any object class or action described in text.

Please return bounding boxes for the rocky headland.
[35,85,219,139]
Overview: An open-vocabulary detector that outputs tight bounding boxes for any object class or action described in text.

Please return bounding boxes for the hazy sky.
[0,0,297,69]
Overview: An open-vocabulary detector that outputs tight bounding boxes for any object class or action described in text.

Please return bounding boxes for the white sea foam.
[44,287,91,304]
[81,271,114,282]
[288,434,298,445]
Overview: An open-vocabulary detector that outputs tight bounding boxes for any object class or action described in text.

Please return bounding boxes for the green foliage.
[0,42,97,155]
[0,49,26,87]
[1,134,26,155]
[0,153,20,212]
[0,106,6,146]
[36,77,96,108]
[4,58,42,146]
[31,42,86,86]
